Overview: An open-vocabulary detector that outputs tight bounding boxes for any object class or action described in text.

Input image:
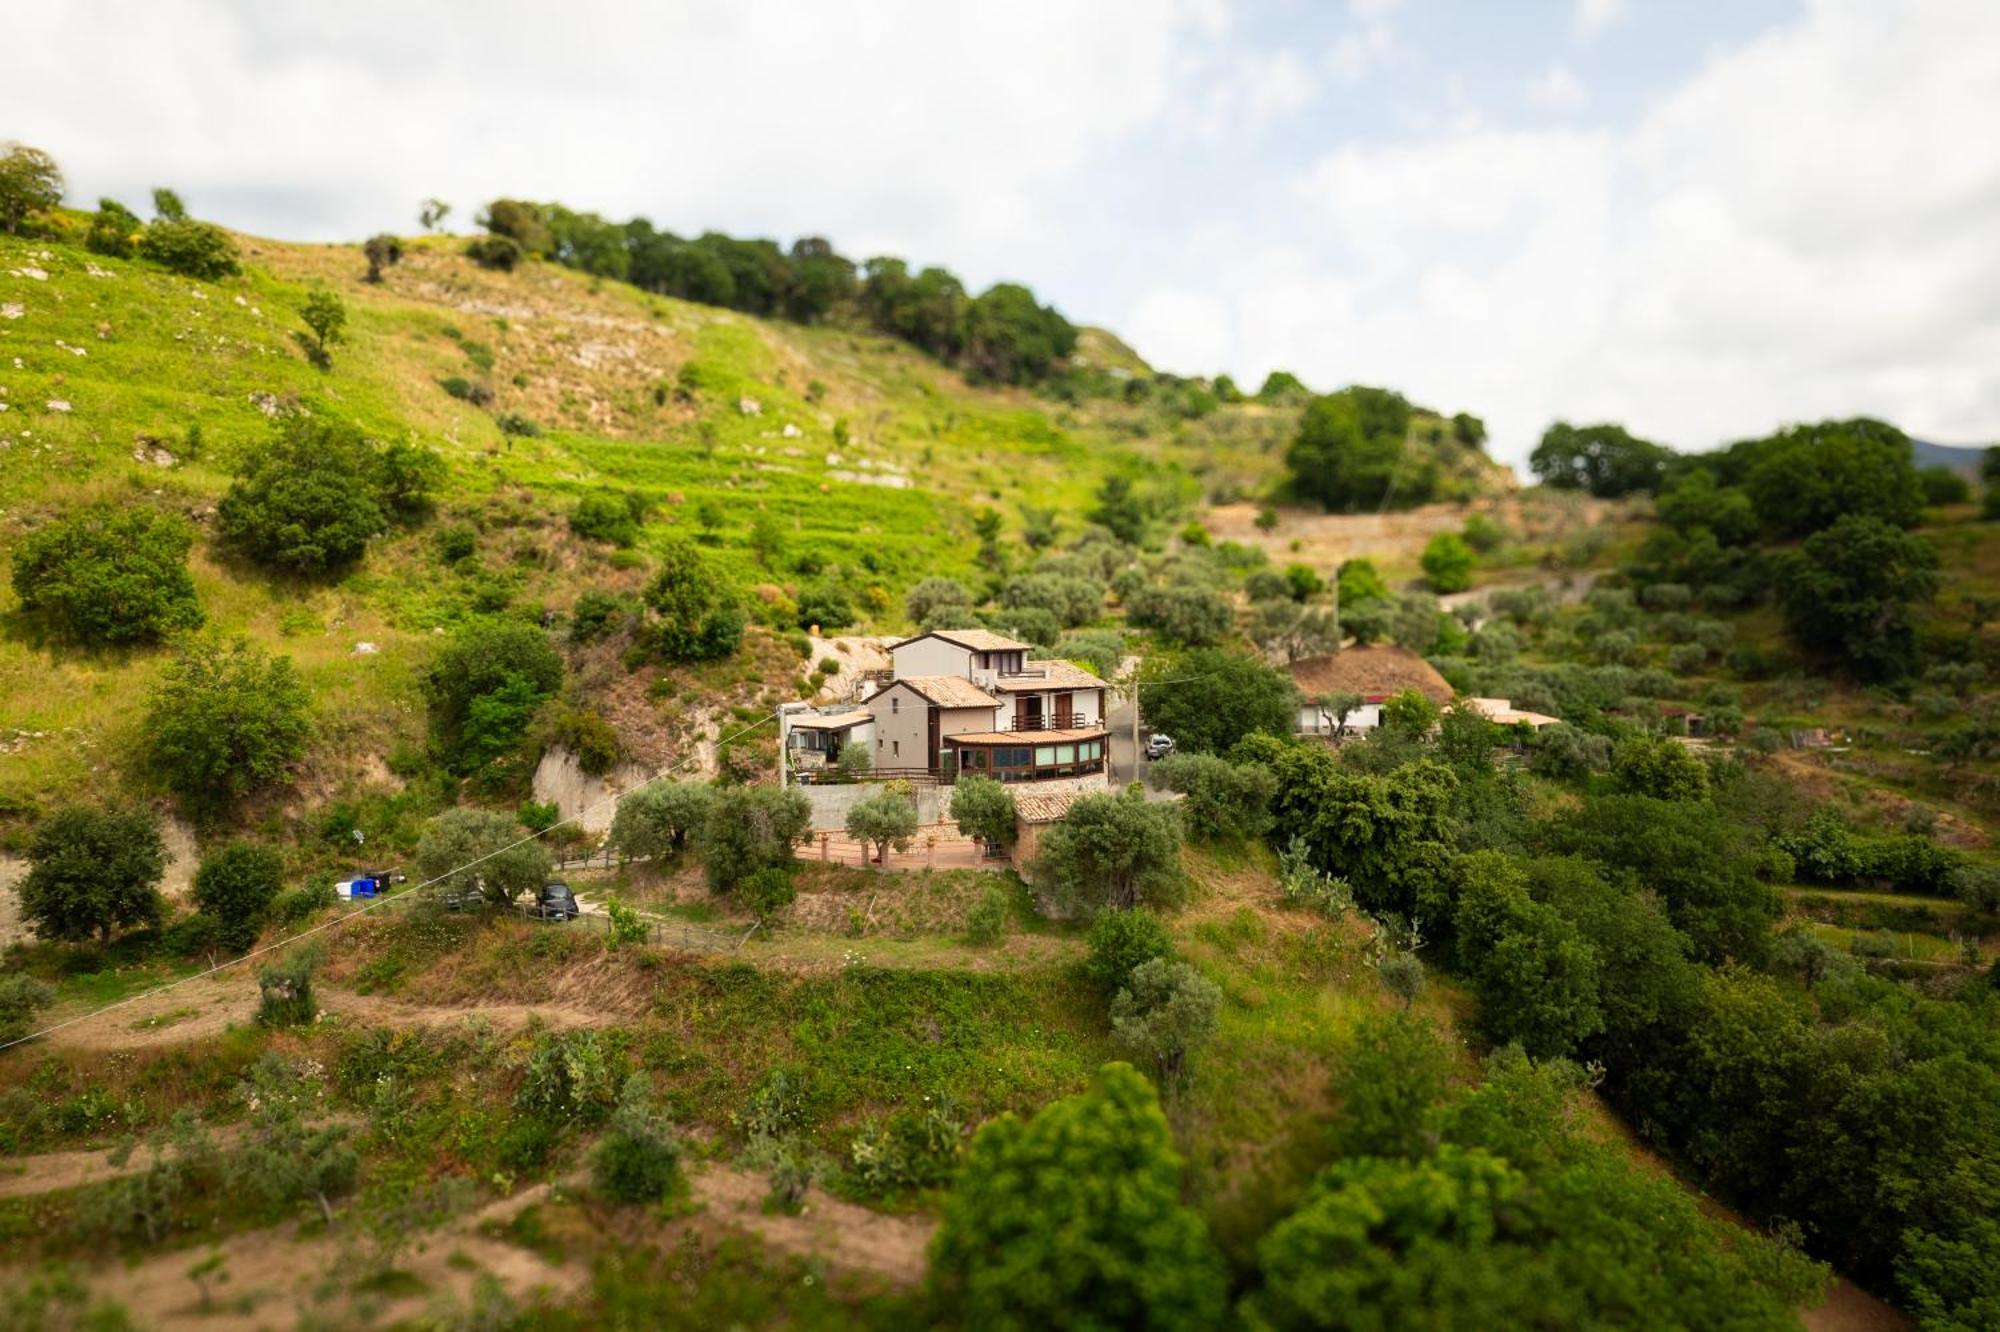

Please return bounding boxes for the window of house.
[1057,744,1075,764]
[891,695,899,714]
[892,740,900,757]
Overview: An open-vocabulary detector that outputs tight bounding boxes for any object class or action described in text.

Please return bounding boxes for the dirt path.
[691,1163,935,1288]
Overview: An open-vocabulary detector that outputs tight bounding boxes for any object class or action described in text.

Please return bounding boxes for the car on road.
[531,881,580,921]
[1144,733,1176,761]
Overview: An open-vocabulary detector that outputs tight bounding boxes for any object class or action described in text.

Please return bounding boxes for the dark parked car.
[438,884,483,912]
[532,881,580,921]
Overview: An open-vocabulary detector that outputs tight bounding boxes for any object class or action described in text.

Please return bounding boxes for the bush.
[497,412,542,437]
[465,234,523,271]
[1086,908,1174,994]
[1421,532,1474,593]
[568,589,628,643]
[137,218,240,279]
[964,883,1010,945]
[86,197,141,257]
[1138,648,1297,755]
[191,841,285,951]
[592,1075,683,1204]
[741,866,797,919]
[144,635,312,817]
[643,535,744,664]
[569,491,644,547]
[257,949,320,1027]
[10,505,203,645]
[0,973,54,1043]
[1151,753,1275,843]
[905,576,974,625]
[517,1028,618,1125]
[267,879,337,928]
[796,582,854,631]
[217,416,395,576]
[423,619,564,774]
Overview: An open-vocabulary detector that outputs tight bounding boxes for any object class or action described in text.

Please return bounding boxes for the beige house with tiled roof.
[843,629,1113,786]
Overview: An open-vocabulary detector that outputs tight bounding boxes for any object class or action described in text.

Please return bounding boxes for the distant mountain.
[1912,438,1991,475]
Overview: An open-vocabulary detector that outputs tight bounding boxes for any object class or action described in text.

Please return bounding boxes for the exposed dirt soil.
[691,1163,934,1289]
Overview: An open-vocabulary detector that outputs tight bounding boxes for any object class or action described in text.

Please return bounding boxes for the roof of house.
[943,727,1109,745]
[1015,791,1085,824]
[1465,697,1562,729]
[886,628,1035,654]
[1289,646,1453,705]
[787,709,871,731]
[989,660,1109,692]
[878,676,999,709]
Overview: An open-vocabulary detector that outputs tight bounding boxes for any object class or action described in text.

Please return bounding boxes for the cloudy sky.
[8,0,1999,464]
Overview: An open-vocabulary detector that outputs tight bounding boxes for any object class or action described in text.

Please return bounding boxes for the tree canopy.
[18,806,165,944]
[1778,514,1941,680]
[1286,387,1418,511]
[1035,791,1184,915]
[930,1062,1228,1331]
[10,505,203,646]
[1138,648,1297,756]
[143,635,312,818]
[1530,422,1671,497]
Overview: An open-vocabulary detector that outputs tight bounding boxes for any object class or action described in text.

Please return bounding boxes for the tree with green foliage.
[1742,418,1923,538]
[361,233,403,284]
[1003,573,1102,628]
[1035,790,1184,915]
[144,635,311,817]
[796,582,854,632]
[0,142,63,232]
[607,782,713,862]
[1551,795,1780,964]
[1778,514,1941,680]
[593,1074,684,1204]
[0,973,54,1043]
[1241,735,1459,922]
[1086,908,1175,995]
[10,505,203,646]
[930,1062,1228,1331]
[846,789,919,867]
[1152,752,1276,843]
[1286,387,1417,511]
[86,197,141,257]
[1530,421,1671,497]
[419,198,450,231]
[949,775,1017,848]
[1125,579,1233,647]
[152,187,187,221]
[1336,557,1390,608]
[1612,734,1710,801]
[1420,531,1474,593]
[423,619,563,774]
[413,807,552,906]
[568,491,644,547]
[1330,1011,1454,1158]
[18,806,166,944]
[192,841,286,951]
[1138,648,1296,755]
[643,533,744,663]
[1111,958,1222,1088]
[905,576,975,625]
[465,234,522,271]
[1453,852,1604,1058]
[1258,370,1309,402]
[298,288,346,365]
[256,949,320,1026]
[1917,465,1971,507]
[1656,468,1760,545]
[217,416,398,575]
[1090,474,1149,546]
[963,282,1078,384]
[137,214,240,279]
[699,785,811,891]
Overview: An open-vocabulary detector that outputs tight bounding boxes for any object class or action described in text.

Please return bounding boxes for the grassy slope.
[0,226,1225,810]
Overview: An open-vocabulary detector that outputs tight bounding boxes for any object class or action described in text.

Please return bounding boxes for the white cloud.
[1134,0,2000,462]
[1347,0,1403,17]
[1573,0,1627,42]
[0,0,1203,291]
[1328,20,1396,83]
[1525,62,1589,112]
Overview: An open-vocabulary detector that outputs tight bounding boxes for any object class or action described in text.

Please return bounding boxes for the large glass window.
[1057,745,1075,763]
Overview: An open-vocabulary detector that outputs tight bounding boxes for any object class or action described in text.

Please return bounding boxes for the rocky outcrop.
[531,746,658,834]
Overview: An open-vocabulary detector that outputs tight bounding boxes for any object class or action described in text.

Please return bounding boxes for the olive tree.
[413,807,552,905]
[949,775,1016,848]
[607,782,713,862]
[0,142,63,233]
[1111,958,1222,1088]
[846,789,919,867]
[1034,791,1184,915]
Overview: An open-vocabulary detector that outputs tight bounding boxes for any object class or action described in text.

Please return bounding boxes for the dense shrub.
[10,505,203,646]
[191,841,286,951]
[1086,908,1174,994]
[219,416,440,575]
[592,1074,683,1204]
[423,619,564,774]
[144,635,312,817]
[1137,648,1297,755]
[1151,752,1275,843]
[465,234,523,271]
[137,218,240,280]
[568,491,644,547]
[643,535,744,663]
